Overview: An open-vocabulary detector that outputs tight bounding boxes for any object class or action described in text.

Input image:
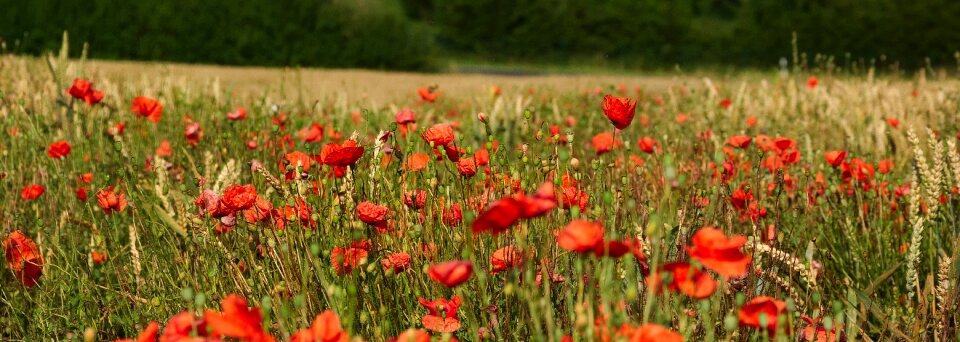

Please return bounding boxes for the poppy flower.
[637,137,657,154]
[381,252,412,273]
[76,187,89,201]
[518,182,558,218]
[403,190,427,210]
[738,296,787,337]
[629,324,683,342]
[131,96,163,123]
[67,79,105,105]
[221,184,257,211]
[441,203,463,226]
[357,201,389,228]
[490,245,523,274]
[243,197,274,224]
[421,124,455,147]
[878,159,894,174]
[4,231,43,287]
[726,135,752,149]
[299,123,324,143]
[290,310,348,342]
[456,157,477,177]
[195,189,230,218]
[824,150,847,167]
[204,294,275,342]
[471,197,523,235]
[427,260,473,287]
[746,115,757,127]
[591,133,622,155]
[47,141,71,158]
[686,227,751,278]
[443,144,465,162]
[79,173,93,184]
[418,87,438,102]
[601,95,637,129]
[418,296,462,332]
[285,151,313,172]
[320,140,364,167]
[160,311,217,341]
[719,99,732,109]
[21,184,45,200]
[807,76,819,88]
[647,262,717,299]
[395,108,416,125]
[226,107,247,121]
[116,321,159,342]
[155,140,173,157]
[389,329,432,342]
[557,220,604,254]
[331,241,371,275]
[405,153,430,172]
[96,187,128,214]
[800,315,843,342]
[184,122,202,146]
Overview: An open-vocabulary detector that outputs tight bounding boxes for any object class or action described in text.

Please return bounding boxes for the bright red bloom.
[630,324,684,342]
[299,123,324,143]
[807,76,819,88]
[800,315,844,342]
[405,153,430,172]
[421,124,455,147]
[331,240,371,275]
[226,107,247,121]
[21,184,45,200]
[427,260,473,287]
[471,197,523,235]
[442,203,463,226]
[490,245,523,274]
[91,250,107,265]
[647,262,717,299]
[76,187,89,201]
[403,190,427,210]
[738,296,787,337]
[381,252,412,273]
[285,151,313,172]
[221,184,258,211]
[601,95,637,129]
[131,96,163,123]
[184,122,202,146]
[4,231,43,287]
[395,108,416,124]
[878,159,894,174]
[290,310,348,342]
[389,329,432,342]
[357,201,389,227]
[591,132,622,155]
[116,321,159,342]
[886,117,900,128]
[156,140,173,157]
[456,157,477,177]
[726,135,752,149]
[719,99,732,109]
[686,227,751,278]
[517,182,558,218]
[205,295,275,342]
[243,197,274,224]
[320,140,364,167]
[418,296,462,332]
[418,87,438,102]
[160,311,217,342]
[637,136,657,154]
[67,79,104,105]
[47,141,71,158]
[824,150,847,167]
[557,220,604,253]
[96,187,128,214]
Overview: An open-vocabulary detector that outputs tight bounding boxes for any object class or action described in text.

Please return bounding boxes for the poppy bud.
[477,112,487,122]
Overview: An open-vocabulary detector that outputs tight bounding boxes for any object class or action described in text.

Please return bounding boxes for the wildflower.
[591,132,622,155]
[184,122,202,146]
[557,220,604,254]
[226,107,247,121]
[726,135,753,149]
[824,150,847,167]
[686,227,751,278]
[4,231,43,287]
[807,76,818,88]
[738,296,787,337]
[357,201,389,228]
[320,140,364,167]
[67,79,105,105]
[418,87,438,102]
[156,140,173,156]
[418,296,462,332]
[330,240,371,276]
[96,187,128,214]
[220,184,258,211]
[427,260,473,287]
[647,262,717,299]
[490,245,523,274]
[299,123,324,143]
[290,310,348,342]
[47,141,71,158]
[381,252,412,273]
[637,136,657,154]
[131,96,163,123]
[601,95,637,129]
[116,321,159,342]
[629,324,684,342]
[204,294,275,342]
[21,184,45,200]
[421,124,455,147]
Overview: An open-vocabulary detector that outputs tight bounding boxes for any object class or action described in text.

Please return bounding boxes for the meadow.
[0,47,958,342]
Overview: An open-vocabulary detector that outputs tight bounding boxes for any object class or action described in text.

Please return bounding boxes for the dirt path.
[87,59,684,103]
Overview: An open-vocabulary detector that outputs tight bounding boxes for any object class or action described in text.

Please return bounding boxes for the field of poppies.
[1,50,959,342]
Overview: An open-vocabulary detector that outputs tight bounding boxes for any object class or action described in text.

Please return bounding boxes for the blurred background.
[2,0,959,72]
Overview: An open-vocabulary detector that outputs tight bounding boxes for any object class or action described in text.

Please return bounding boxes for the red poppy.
[47,141,71,158]
[331,240,371,275]
[443,144,465,162]
[96,187,128,214]
[160,311,217,341]
[290,310,348,342]
[396,108,416,124]
[738,296,787,337]
[629,324,684,342]
[418,87,438,102]
[518,182,558,218]
[243,197,274,224]
[67,79,105,105]
[404,153,430,172]
[418,296,462,332]
[357,201,389,227]
[381,252,412,273]
[591,132,622,155]
[226,107,247,121]
[116,321,159,342]
[184,122,202,146]
[427,260,473,287]
[637,136,657,154]
[442,203,463,226]
[456,157,477,177]
[421,124,455,147]
[647,262,717,299]
[320,140,364,167]
[205,295,275,342]
[389,329,432,342]
[878,159,894,174]
[746,115,757,127]
[726,135,752,149]
[807,76,819,88]
[471,197,523,235]
[800,315,843,342]
[285,151,313,172]
[490,245,523,274]
[686,227,751,278]
[155,140,173,157]
[719,99,732,109]
[91,250,107,265]
[4,231,43,287]
[131,96,163,123]
[21,184,45,200]
[601,95,637,129]
[221,184,257,211]
[824,150,847,167]
[76,187,89,201]
[557,220,604,254]
[299,123,324,143]
[195,189,229,218]
[403,190,427,210]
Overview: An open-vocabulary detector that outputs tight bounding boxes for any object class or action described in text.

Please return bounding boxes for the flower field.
[1,51,958,341]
